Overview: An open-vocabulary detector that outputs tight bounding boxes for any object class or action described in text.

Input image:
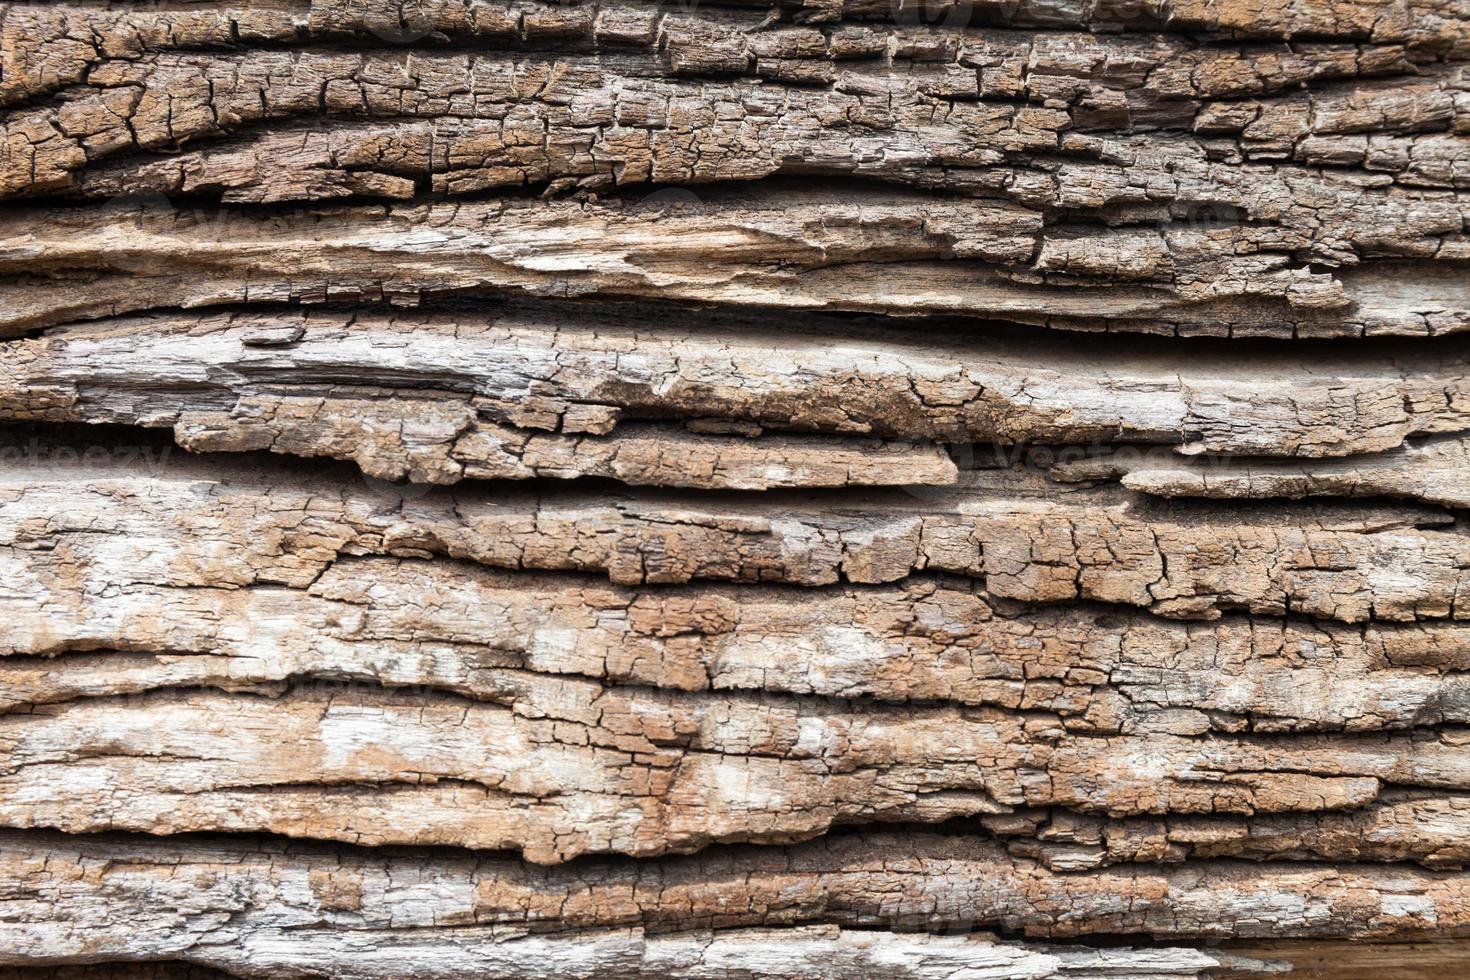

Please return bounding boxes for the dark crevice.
[0,965,244,980]
[8,282,1470,357]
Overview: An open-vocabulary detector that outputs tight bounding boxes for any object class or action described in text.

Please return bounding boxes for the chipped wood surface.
[1,0,1469,975]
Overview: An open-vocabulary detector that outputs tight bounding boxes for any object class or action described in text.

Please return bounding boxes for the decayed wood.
[24,51,1468,205]
[3,0,1469,972]
[9,653,1470,862]
[8,1,1461,199]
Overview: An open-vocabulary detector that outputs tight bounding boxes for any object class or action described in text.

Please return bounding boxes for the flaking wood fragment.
[2,0,1451,157]
[3,0,1460,156]
[3,0,1467,343]
[2,445,1466,863]
[55,107,1470,320]
[20,43,1466,202]
[991,789,1470,870]
[184,409,960,491]
[1054,435,1470,510]
[7,0,1466,96]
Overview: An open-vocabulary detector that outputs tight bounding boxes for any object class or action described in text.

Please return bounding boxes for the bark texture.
[2,0,1469,975]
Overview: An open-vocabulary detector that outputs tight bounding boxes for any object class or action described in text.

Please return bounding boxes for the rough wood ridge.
[1,0,1469,976]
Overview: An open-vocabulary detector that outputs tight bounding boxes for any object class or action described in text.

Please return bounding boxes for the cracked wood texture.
[2,0,1469,977]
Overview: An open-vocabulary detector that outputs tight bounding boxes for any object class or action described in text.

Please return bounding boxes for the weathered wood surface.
[2,0,1469,975]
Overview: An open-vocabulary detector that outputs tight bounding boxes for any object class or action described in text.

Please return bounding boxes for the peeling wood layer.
[6,446,1464,620]
[1054,435,1470,510]
[6,829,1470,946]
[0,911,1263,980]
[6,307,1470,473]
[4,182,1469,339]
[11,553,1470,733]
[8,658,1470,862]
